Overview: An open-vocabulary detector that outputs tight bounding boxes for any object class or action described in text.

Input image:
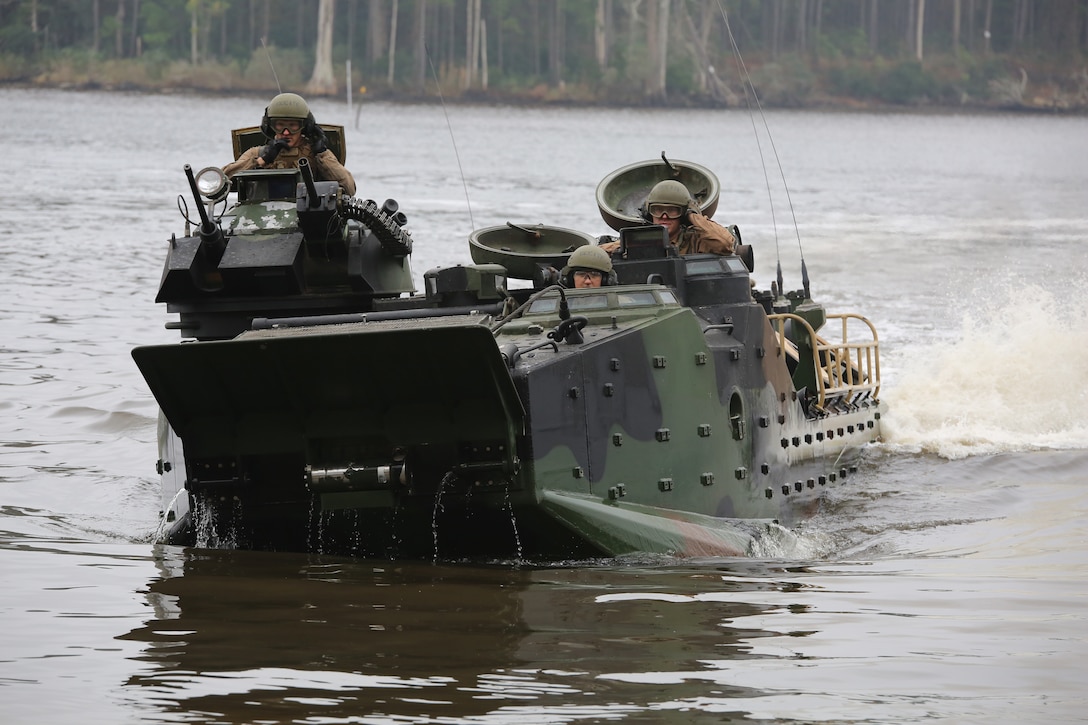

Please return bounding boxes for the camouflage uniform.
[223,140,357,196]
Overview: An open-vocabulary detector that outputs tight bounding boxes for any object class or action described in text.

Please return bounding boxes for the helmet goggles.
[271,119,303,134]
[648,203,684,220]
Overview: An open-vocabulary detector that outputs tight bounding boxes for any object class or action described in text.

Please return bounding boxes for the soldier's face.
[573,270,603,288]
[271,119,303,148]
[651,209,682,239]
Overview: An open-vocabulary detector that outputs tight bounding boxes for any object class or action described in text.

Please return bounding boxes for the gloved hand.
[309,128,329,155]
[259,138,290,165]
[683,201,701,224]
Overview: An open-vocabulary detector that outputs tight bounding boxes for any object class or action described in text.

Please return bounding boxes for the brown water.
[2,88,1087,723]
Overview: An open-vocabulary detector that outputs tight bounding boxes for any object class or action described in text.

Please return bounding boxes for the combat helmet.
[561,245,616,287]
[646,179,693,209]
[260,92,317,138]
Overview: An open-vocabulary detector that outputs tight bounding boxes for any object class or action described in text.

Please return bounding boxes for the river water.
[2,88,1087,723]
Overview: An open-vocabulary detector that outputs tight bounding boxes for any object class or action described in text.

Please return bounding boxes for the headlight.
[195,166,230,201]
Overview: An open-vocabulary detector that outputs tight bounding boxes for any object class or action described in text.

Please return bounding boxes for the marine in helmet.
[222,92,357,196]
[561,245,614,288]
[644,179,735,255]
[600,179,735,256]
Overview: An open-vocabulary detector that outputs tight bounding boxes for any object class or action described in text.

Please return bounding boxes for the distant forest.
[2,1,1086,109]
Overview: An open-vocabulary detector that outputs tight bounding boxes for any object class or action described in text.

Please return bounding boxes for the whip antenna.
[261,37,282,93]
[717,3,807,287]
[425,44,475,231]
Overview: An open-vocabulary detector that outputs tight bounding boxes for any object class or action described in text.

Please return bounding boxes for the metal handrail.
[768,312,881,410]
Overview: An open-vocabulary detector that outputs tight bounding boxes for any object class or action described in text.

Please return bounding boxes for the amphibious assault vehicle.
[133,134,884,560]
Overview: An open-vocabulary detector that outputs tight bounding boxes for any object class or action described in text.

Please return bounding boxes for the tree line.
[3,1,1087,107]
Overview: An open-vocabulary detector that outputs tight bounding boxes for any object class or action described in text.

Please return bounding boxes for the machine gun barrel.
[297,158,321,209]
[184,164,219,238]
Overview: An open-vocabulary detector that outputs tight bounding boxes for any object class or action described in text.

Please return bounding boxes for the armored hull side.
[137,281,882,559]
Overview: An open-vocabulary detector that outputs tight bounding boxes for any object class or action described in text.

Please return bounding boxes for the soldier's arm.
[222,146,261,178]
[312,149,357,196]
[687,212,736,255]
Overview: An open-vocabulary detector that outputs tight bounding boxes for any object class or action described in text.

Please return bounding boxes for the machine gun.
[183,163,226,266]
[293,158,413,258]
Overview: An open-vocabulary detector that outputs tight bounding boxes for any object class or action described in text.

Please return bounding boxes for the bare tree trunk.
[676,0,736,104]
[93,0,100,54]
[346,0,356,62]
[131,0,141,56]
[465,0,480,89]
[904,0,915,52]
[262,0,270,47]
[770,0,782,59]
[1012,0,1031,48]
[497,11,503,73]
[915,0,925,61]
[464,0,473,88]
[387,0,398,87]
[296,1,304,49]
[1083,1,1088,53]
[31,0,40,52]
[646,0,658,89]
[480,17,488,90]
[413,0,427,91]
[219,4,227,58]
[983,0,992,54]
[445,2,454,78]
[307,0,338,95]
[190,3,198,64]
[533,0,541,78]
[594,0,608,70]
[952,0,961,53]
[965,0,975,51]
[645,0,668,101]
[548,0,564,88]
[369,0,388,67]
[796,0,808,53]
[114,0,124,56]
[1013,0,1023,47]
[867,0,879,54]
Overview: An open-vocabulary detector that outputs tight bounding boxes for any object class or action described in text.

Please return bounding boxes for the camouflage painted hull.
[136,261,882,561]
[134,159,884,561]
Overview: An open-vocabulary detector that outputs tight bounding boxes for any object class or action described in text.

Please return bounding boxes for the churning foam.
[881,281,1088,459]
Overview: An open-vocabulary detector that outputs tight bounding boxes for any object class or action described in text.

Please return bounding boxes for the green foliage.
[0,52,34,80]
[815,28,873,61]
[142,0,190,55]
[828,60,949,105]
[959,55,1017,97]
[826,62,881,98]
[876,61,938,103]
[0,24,38,55]
[748,56,816,106]
[665,54,697,97]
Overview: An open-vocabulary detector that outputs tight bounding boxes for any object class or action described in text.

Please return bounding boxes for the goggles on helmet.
[648,204,684,220]
[271,119,303,134]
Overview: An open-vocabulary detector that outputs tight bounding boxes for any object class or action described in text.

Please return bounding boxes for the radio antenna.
[261,37,282,93]
[717,2,806,288]
[425,44,475,230]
